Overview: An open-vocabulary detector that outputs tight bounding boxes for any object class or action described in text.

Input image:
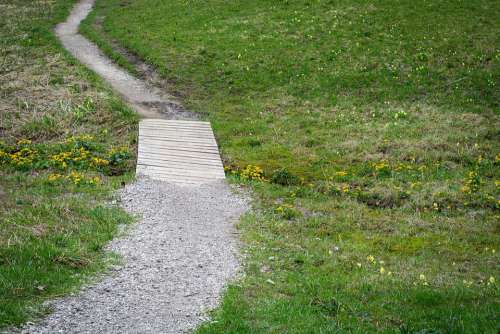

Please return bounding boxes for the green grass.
[83,0,500,332]
[23,0,500,332]
[0,0,138,328]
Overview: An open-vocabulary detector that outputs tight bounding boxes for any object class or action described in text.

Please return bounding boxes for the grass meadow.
[0,0,497,332]
[83,0,500,332]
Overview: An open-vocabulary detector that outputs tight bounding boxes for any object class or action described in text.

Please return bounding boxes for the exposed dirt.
[55,0,197,120]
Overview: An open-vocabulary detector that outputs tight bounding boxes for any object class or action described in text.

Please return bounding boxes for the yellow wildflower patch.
[68,171,84,185]
[461,170,481,194]
[65,134,94,144]
[240,165,265,181]
[373,160,389,171]
[17,139,32,145]
[89,176,102,185]
[9,148,37,167]
[47,173,64,182]
[91,157,109,167]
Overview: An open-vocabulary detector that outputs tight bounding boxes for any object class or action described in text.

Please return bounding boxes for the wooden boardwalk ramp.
[136,119,226,185]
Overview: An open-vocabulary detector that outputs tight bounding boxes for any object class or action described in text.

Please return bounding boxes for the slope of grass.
[0,0,138,328]
[83,0,500,332]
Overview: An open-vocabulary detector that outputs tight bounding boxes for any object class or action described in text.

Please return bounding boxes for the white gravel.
[21,177,248,334]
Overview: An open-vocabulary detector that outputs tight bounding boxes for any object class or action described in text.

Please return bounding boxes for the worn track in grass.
[20,0,248,333]
[55,0,195,120]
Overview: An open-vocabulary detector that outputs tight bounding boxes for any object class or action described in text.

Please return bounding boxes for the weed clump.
[270,168,300,186]
[274,203,302,220]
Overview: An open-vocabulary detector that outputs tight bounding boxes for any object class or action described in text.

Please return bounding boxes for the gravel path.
[55,0,195,120]
[22,178,248,333]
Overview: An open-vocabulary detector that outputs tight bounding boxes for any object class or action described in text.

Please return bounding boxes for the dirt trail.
[55,0,193,119]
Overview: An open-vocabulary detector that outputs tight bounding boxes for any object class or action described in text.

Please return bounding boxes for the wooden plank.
[138,143,219,155]
[137,164,225,178]
[140,119,211,124]
[138,149,223,162]
[140,119,211,127]
[139,124,212,131]
[136,167,221,182]
[140,131,215,139]
[139,135,217,145]
[136,119,225,184]
[139,139,217,149]
[138,139,220,151]
[138,151,222,163]
[138,145,220,155]
[137,153,223,167]
[139,125,215,134]
[137,159,224,172]
[139,131,216,139]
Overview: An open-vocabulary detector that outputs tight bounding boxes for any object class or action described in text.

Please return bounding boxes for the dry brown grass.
[0,1,137,327]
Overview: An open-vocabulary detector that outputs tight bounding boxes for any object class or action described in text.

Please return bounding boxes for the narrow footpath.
[21,0,248,333]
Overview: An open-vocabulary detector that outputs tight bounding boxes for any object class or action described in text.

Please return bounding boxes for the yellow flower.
[419,274,426,281]
[410,182,420,189]
[240,165,265,181]
[373,160,389,171]
[489,276,495,285]
[367,255,375,263]
[8,147,36,166]
[48,174,63,182]
[460,185,471,194]
[109,146,129,155]
[89,176,101,185]
[91,157,109,167]
[17,139,32,145]
[379,267,385,274]
[65,134,94,144]
[68,171,83,185]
